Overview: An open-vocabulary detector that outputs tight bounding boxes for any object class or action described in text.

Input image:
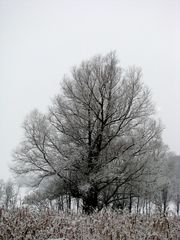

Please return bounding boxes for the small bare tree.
[0,179,19,210]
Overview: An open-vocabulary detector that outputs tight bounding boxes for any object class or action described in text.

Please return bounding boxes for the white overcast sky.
[0,0,180,180]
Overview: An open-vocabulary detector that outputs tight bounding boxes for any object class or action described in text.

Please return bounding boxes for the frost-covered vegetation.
[12,52,175,215]
[4,52,179,239]
[0,208,180,240]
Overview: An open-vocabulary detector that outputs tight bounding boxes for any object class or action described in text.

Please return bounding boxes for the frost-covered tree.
[166,154,180,215]
[12,52,164,213]
[0,179,19,210]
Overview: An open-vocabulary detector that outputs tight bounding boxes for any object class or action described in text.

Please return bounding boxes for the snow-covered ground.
[0,208,180,239]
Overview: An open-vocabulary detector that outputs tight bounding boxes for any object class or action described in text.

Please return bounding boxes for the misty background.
[0,0,180,180]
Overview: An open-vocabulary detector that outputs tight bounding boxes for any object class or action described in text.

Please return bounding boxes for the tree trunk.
[76,198,80,213]
[68,194,71,210]
[162,187,168,216]
[129,193,133,213]
[136,196,140,214]
[177,194,180,215]
[82,185,98,214]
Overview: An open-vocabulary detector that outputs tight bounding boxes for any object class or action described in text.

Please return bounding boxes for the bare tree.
[12,52,163,213]
[166,154,180,215]
[0,180,19,210]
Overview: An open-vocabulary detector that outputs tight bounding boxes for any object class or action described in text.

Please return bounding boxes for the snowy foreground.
[0,209,180,239]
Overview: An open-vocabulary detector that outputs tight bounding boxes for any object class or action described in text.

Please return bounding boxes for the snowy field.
[0,208,180,239]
